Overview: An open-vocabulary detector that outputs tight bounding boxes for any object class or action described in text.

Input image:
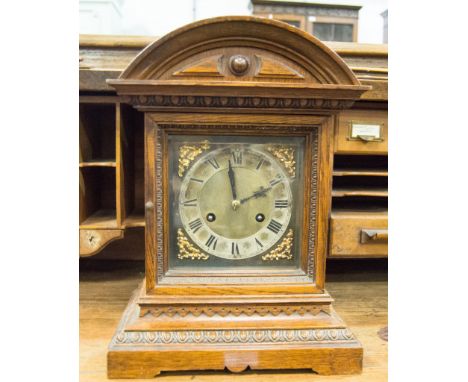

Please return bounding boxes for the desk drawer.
[329,211,388,257]
[335,110,388,154]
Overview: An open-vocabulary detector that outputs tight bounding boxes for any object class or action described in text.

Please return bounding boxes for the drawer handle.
[360,229,388,243]
[357,134,380,142]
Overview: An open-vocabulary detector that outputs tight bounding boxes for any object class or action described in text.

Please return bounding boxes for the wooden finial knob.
[229,55,249,75]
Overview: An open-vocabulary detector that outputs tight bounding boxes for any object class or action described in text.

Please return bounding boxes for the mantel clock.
[107,16,370,378]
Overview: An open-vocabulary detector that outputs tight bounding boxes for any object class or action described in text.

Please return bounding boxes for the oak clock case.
[106,16,370,378]
[169,133,305,271]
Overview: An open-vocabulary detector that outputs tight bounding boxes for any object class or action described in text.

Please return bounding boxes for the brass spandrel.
[262,229,294,261]
[177,229,209,260]
[267,145,296,177]
[178,140,210,177]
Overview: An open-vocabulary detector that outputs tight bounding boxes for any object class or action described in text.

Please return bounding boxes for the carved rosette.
[262,229,294,261]
[178,140,210,177]
[267,145,296,177]
[177,229,209,260]
[229,55,250,75]
[113,328,355,345]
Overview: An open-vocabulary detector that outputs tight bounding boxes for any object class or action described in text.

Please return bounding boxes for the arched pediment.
[108,16,369,108]
[120,16,358,85]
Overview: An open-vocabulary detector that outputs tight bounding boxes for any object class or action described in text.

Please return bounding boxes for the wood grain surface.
[329,211,388,258]
[80,260,387,381]
[334,110,388,155]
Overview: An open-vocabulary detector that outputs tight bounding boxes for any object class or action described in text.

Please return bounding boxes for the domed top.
[108,16,369,103]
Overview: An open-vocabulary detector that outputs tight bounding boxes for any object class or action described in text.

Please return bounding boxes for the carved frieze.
[113,328,355,345]
[125,95,354,110]
[141,303,330,318]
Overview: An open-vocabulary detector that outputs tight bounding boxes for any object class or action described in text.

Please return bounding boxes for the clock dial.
[179,146,292,260]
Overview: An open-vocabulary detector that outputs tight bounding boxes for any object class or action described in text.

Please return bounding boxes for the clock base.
[108,281,363,378]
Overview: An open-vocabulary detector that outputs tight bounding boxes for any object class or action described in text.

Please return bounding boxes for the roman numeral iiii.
[267,219,282,234]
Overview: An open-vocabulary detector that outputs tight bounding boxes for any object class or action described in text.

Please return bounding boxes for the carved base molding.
[140,303,330,318]
[108,281,363,378]
[108,345,362,378]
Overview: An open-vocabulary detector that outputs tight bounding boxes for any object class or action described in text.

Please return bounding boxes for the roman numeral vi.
[205,235,218,250]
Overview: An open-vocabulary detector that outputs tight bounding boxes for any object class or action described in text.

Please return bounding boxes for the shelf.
[79,99,147,258]
[333,169,388,177]
[79,160,116,168]
[332,195,387,210]
[80,167,117,227]
[332,188,388,198]
[121,104,145,230]
[80,103,116,162]
[124,217,145,228]
[80,209,118,229]
[332,206,387,215]
[331,209,388,218]
[333,154,388,172]
[124,210,145,228]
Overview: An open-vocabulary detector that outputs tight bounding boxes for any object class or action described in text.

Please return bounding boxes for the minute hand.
[227,160,237,200]
[240,186,272,204]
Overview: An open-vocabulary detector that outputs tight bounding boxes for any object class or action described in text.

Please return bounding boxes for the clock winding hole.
[206,213,216,222]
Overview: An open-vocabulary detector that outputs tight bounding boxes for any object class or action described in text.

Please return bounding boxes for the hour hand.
[240,186,272,204]
[228,160,237,200]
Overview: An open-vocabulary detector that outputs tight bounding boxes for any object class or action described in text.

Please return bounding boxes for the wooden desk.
[79,36,388,260]
[80,260,387,381]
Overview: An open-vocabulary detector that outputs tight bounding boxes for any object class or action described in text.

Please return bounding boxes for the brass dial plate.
[179,146,292,260]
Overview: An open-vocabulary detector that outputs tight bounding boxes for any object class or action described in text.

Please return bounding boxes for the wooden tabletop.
[80,260,388,381]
